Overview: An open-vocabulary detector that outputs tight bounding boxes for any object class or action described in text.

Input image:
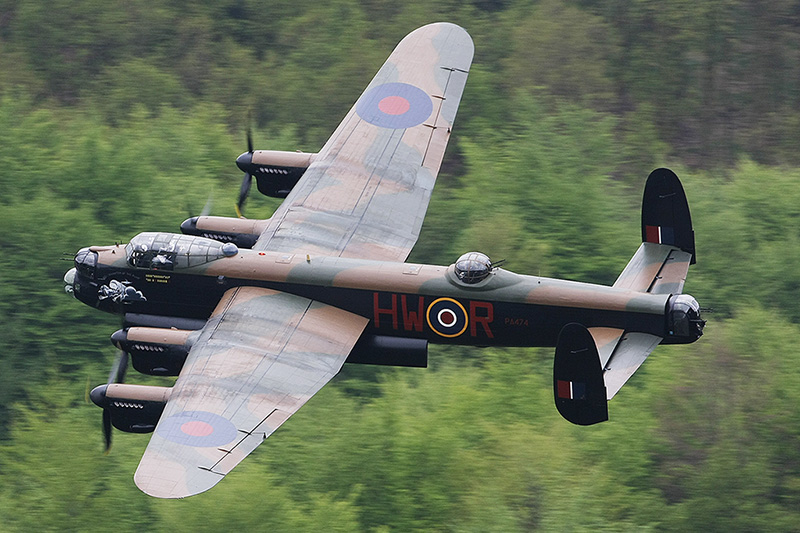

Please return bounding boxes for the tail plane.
[554,168,703,424]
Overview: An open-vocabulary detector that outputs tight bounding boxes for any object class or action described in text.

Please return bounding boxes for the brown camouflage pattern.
[614,243,692,294]
[251,22,473,261]
[250,150,315,168]
[135,286,368,498]
[126,327,192,346]
[72,22,700,498]
[92,245,672,316]
[193,216,271,237]
[599,242,695,397]
[105,383,172,403]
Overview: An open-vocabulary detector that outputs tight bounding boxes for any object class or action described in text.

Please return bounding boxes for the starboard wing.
[252,22,474,261]
[134,286,368,498]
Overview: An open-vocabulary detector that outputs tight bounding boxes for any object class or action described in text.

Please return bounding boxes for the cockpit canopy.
[126,232,238,270]
[454,252,493,284]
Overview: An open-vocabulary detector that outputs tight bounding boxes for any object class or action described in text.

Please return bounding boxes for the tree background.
[1,1,800,530]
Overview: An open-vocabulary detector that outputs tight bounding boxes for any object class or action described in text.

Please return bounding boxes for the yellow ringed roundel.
[426,297,469,338]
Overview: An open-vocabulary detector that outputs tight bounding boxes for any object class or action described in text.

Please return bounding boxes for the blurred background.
[1,0,800,530]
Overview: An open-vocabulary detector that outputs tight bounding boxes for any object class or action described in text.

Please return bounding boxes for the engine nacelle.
[180,216,270,249]
[111,327,198,376]
[240,150,316,199]
[124,313,206,331]
[346,335,428,367]
[90,383,170,433]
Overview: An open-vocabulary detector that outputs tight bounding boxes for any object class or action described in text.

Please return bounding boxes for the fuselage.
[66,233,698,348]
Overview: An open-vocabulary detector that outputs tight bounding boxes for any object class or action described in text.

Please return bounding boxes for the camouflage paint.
[74,243,672,346]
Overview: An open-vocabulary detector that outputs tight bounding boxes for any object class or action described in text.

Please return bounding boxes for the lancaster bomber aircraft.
[64,22,705,499]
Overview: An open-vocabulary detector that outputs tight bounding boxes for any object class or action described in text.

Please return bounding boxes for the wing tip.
[134,456,226,499]
[403,22,474,59]
[134,469,225,499]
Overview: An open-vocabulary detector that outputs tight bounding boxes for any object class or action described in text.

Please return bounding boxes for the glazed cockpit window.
[125,232,237,270]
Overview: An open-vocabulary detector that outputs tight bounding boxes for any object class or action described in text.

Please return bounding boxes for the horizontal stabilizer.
[641,168,695,264]
[598,331,662,399]
[615,168,695,293]
[613,243,692,294]
[553,323,608,425]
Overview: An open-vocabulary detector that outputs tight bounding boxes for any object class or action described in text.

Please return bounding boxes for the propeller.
[235,126,255,218]
[90,349,129,453]
[200,195,214,217]
[183,194,213,220]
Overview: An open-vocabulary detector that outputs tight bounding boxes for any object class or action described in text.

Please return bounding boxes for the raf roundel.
[356,82,434,129]
[157,410,239,448]
[426,297,469,338]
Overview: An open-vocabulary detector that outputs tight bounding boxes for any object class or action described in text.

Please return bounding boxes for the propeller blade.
[103,408,113,454]
[236,172,252,218]
[99,349,127,454]
[107,350,128,385]
[200,195,214,217]
[236,122,256,217]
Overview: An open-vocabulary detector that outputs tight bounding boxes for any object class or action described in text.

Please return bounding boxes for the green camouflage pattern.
[132,22,475,498]
[135,286,367,498]
[252,22,473,261]
[67,23,703,498]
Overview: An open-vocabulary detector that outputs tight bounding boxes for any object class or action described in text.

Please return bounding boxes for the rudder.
[553,323,608,425]
[642,168,696,264]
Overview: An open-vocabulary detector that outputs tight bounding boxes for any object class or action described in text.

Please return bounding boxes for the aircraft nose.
[64,268,77,295]
[236,151,253,173]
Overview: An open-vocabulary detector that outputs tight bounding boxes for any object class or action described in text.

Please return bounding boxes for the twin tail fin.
[554,168,698,425]
[641,168,695,264]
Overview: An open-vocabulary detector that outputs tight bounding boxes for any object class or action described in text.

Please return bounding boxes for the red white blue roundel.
[356,82,433,129]
[157,410,238,448]
[426,297,469,338]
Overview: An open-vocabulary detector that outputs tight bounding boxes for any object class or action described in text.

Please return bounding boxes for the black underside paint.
[76,265,667,348]
[553,323,609,425]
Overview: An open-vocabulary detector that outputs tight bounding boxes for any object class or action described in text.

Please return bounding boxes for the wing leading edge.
[134,287,368,498]
[135,23,474,498]
[252,22,474,261]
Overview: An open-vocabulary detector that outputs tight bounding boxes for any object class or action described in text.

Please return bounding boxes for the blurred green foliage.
[1,0,800,530]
